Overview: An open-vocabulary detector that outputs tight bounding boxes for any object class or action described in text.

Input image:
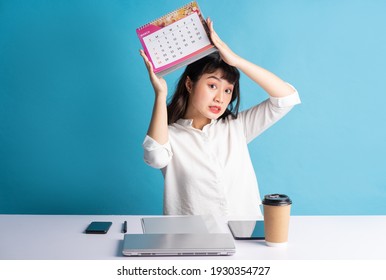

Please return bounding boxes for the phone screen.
[228,220,265,240]
[85,221,112,234]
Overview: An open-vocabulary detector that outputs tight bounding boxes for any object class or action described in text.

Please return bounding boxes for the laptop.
[122,233,236,256]
[141,215,209,234]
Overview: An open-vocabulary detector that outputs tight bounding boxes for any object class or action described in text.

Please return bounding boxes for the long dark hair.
[167,52,241,124]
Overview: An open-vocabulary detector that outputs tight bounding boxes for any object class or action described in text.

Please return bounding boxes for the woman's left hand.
[206,18,241,67]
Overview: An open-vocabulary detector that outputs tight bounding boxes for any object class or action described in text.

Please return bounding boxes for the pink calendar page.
[136,1,216,76]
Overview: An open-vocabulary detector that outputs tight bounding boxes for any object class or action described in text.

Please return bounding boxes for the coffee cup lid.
[262,194,292,206]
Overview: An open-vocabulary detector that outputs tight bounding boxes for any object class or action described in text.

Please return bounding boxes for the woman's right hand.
[140,50,168,98]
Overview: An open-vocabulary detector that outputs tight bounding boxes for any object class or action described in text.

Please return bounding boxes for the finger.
[206,17,211,29]
[206,19,222,46]
[139,49,146,59]
[139,49,154,73]
[139,49,150,65]
[206,18,214,35]
[140,51,162,85]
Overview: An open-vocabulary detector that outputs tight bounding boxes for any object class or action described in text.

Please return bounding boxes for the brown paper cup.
[262,194,292,247]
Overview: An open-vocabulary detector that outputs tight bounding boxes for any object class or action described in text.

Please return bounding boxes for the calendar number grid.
[144,12,211,69]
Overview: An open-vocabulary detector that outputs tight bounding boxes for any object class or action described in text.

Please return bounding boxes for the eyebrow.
[206,75,234,86]
[206,75,222,81]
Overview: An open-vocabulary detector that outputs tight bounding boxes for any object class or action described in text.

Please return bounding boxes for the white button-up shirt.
[143,89,301,220]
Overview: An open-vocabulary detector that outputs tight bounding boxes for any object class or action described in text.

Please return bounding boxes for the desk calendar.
[136,1,216,76]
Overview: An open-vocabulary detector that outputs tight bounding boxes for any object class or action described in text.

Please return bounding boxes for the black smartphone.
[228,220,265,240]
[85,221,112,234]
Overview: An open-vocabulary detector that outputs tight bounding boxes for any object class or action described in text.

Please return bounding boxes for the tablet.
[228,220,265,240]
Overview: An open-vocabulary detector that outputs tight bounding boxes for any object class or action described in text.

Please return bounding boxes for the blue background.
[1,0,385,215]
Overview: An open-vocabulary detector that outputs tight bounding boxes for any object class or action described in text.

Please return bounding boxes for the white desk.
[1,215,385,260]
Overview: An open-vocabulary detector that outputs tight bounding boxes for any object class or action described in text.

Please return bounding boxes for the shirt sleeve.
[142,135,173,169]
[239,84,301,143]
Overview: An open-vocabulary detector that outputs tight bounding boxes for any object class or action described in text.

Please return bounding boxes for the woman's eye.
[225,89,233,94]
[209,84,217,89]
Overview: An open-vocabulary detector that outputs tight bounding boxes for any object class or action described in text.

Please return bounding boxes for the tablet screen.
[228,220,265,240]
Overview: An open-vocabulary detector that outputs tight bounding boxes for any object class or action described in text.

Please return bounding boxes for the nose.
[214,92,224,104]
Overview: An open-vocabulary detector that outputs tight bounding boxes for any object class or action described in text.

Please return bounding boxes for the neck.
[191,118,211,130]
[183,113,211,130]
[183,107,211,129]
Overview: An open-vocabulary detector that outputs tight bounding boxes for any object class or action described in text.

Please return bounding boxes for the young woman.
[140,18,301,220]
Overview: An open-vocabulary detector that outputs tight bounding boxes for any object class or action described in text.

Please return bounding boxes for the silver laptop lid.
[141,216,209,234]
[122,233,235,256]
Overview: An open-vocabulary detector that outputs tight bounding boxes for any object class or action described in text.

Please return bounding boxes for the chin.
[207,114,220,120]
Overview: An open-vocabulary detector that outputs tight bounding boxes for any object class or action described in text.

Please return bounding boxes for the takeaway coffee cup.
[262,194,292,247]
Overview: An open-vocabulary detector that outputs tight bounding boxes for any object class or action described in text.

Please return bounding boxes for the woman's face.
[184,70,234,129]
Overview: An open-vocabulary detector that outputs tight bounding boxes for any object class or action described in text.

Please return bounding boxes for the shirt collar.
[176,118,216,129]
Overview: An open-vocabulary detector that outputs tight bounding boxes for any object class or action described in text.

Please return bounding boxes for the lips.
[209,106,221,114]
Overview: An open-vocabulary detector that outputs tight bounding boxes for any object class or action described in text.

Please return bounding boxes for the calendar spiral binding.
[136,1,199,31]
